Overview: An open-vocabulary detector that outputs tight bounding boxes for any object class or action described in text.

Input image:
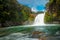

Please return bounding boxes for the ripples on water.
[0,24,60,40]
[0,33,38,40]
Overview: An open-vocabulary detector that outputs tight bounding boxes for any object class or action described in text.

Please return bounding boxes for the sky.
[17,0,49,12]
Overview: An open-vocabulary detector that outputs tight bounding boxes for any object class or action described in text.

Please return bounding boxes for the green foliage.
[0,0,32,27]
[45,0,60,24]
[44,12,53,23]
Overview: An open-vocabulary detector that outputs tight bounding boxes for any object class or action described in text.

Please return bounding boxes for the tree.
[0,0,31,27]
[44,0,60,24]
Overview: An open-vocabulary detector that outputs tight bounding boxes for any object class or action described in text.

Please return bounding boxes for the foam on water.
[33,12,45,26]
[0,33,38,40]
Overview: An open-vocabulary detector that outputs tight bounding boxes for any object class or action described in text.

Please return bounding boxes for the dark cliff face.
[44,0,60,24]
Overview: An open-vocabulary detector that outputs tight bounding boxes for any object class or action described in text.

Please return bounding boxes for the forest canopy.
[44,0,60,24]
[0,0,34,27]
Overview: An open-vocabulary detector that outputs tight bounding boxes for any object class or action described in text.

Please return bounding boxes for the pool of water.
[0,24,60,40]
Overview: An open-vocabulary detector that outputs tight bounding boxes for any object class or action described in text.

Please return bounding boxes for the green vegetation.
[44,0,60,24]
[0,0,35,27]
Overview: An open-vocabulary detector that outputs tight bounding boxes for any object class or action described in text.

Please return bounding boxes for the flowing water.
[33,12,45,25]
[0,12,46,40]
[0,12,60,40]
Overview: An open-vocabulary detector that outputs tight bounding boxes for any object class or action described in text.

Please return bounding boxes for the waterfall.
[33,12,45,25]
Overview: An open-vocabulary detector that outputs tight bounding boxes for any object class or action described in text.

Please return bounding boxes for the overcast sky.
[17,0,49,12]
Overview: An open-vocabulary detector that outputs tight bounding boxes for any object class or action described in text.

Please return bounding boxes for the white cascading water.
[0,12,45,40]
[33,12,45,25]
